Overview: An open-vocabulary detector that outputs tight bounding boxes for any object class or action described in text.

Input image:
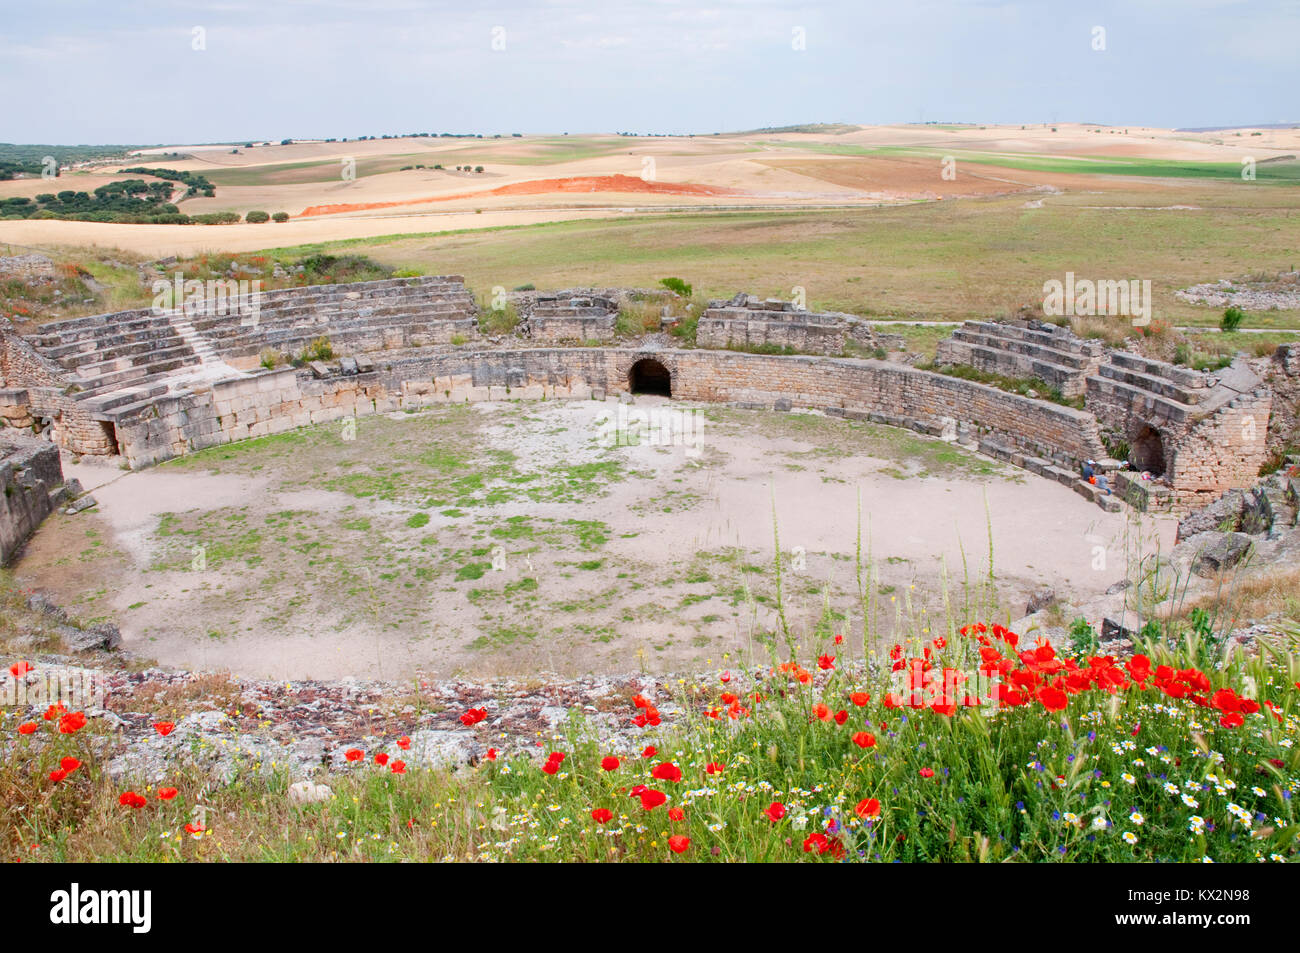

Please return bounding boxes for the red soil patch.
[298,174,747,217]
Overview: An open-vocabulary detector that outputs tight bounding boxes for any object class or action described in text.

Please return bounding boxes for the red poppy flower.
[667,835,690,854]
[396,736,411,750]
[486,748,498,761]
[541,759,560,775]
[58,712,86,734]
[642,745,657,758]
[850,692,871,706]
[547,752,565,764]
[1219,712,1244,728]
[43,702,64,721]
[390,760,407,774]
[153,721,175,737]
[919,767,935,778]
[812,703,830,721]
[17,722,37,735]
[705,762,725,775]
[1209,688,1240,713]
[119,791,147,809]
[459,707,487,726]
[601,756,620,771]
[9,661,33,678]
[818,654,835,671]
[184,823,205,836]
[765,802,786,822]
[344,748,363,762]
[591,808,613,824]
[1037,686,1068,712]
[375,753,389,766]
[851,731,876,749]
[720,692,738,705]
[834,709,849,725]
[59,756,81,774]
[639,789,667,811]
[834,634,844,645]
[803,832,830,854]
[651,762,682,783]
[668,807,685,821]
[49,769,67,783]
[855,797,881,818]
[720,671,731,683]
[157,787,178,800]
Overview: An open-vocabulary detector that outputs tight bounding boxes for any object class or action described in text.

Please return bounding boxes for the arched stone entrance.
[629,358,672,396]
[1130,424,1166,476]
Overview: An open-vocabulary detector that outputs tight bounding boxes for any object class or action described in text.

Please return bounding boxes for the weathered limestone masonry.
[1,276,476,457]
[7,280,1278,515]
[1278,342,1300,377]
[697,293,903,355]
[1086,354,1271,510]
[934,319,1106,398]
[0,434,65,565]
[524,293,616,343]
[187,275,477,368]
[0,319,117,454]
[105,347,1108,477]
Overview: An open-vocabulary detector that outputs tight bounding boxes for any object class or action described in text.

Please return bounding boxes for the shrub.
[272,211,290,223]
[1221,306,1245,332]
[193,211,240,225]
[300,336,333,362]
[258,348,282,370]
[244,210,270,224]
[659,277,693,298]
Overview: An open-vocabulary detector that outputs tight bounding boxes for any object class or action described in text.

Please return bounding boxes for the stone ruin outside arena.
[0,276,1291,560]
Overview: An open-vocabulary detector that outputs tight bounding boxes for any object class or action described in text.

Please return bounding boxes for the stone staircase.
[934,320,1105,398]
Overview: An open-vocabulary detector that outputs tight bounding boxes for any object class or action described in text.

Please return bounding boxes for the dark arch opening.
[629,358,672,397]
[1130,424,1165,476]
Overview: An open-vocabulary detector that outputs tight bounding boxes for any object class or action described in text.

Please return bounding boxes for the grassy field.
[868,147,1300,184]
[250,189,1300,326]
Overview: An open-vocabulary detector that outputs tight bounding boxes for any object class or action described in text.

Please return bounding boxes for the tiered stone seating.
[934,320,1105,397]
[31,309,204,399]
[1085,354,1214,431]
[188,275,477,364]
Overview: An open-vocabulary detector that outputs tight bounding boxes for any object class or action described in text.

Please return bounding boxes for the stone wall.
[698,294,849,354]
[525,294,616,343]
[106,348,1108,473]
[0,435,64,565]
[0,321,116,455]
[1167,392,1274,509]
[1085,354,1271,506]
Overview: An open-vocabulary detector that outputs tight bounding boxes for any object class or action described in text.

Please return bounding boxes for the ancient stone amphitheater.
[0,275,1289,561]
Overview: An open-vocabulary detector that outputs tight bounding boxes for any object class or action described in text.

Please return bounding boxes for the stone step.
[1095,362,1202,405]
[1108,351,1205,389]
[1084,375,1194,426]
[961,320,1102,357]
[74,343,198,378]
[949,327,1097,369]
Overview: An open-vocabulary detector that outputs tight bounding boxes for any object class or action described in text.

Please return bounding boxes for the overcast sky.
[2,0,1296,144]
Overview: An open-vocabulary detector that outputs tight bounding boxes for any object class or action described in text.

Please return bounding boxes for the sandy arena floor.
[15,397,1177,681]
